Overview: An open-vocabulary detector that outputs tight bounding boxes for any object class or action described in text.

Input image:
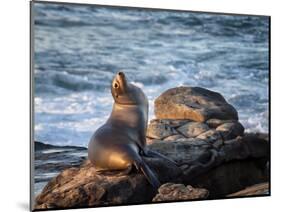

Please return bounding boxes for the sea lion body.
[88,103,147,170]
[88,72,163,188]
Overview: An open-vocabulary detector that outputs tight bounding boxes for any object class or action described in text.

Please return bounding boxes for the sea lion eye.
[114,83,119,88]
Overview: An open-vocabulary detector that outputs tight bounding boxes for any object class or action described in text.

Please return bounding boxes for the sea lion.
[88,71,175,189]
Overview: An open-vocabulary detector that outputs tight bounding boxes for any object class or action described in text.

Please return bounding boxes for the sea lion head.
[111,71,146,105]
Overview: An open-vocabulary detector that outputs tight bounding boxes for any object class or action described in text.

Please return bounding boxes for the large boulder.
[154,87,238,122]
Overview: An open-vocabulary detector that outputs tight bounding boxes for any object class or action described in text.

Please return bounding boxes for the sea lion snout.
[117,71,124,77]
[112,71,128,92]
[113,71,126,86]
[111,71,128,101]
[111,71,147,105]
[115,71,126,84]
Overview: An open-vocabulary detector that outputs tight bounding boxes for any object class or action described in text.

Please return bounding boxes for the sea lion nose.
[117,71,124,77]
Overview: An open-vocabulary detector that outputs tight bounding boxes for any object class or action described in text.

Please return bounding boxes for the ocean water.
[33,3,269,147]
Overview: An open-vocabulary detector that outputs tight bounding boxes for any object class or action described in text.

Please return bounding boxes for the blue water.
[33,2,269,147]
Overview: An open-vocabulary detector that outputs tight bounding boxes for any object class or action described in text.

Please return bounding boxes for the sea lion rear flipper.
[144,149,178,166]
[123,146,161,189]
[133,158,161,190]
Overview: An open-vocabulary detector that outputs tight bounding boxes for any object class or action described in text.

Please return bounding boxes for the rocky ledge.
[34,86,269,210]
[34,141,87,196]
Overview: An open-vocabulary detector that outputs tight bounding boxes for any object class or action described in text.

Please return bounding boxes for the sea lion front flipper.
[143,149,178,166]
[133,158,161,190]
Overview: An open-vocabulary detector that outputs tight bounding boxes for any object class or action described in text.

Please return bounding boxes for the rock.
[35,141,87,151]
[152,183,209,202]
[146,138,159,145]
[242,133,269,158]
[35,142,57,151]
[219,133,269,162]
[35,158,183,209]
[163,134,185,141]
[227,182,269,197]
[254,133,269,142]
[212,139,224,149]
[216,122,244,140]
[154,87,238,122]
[175,138,210,146]
[177,122,209,138]
[146,119,177,139]
[155,119,191,128]
[148,139,212,165]
[190,160,268,198]
[205,119,235,128]
[196,129,222,142]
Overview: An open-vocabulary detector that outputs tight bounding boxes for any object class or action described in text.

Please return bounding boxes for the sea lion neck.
[108,103,143,127]
[113,102,140,110]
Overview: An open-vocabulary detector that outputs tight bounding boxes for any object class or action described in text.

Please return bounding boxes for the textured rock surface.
[146,119,177,139]
[216,122,245,140]
[153,183,209,202]
[190,159,268,198]
[147,118,244,144]
[163,134,185,141]
[177,122,209,138]
[196,129,222,142]
[206,119,235,128]
[154,87,238,122]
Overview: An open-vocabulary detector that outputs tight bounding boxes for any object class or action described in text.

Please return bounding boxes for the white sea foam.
[34,172,59,179]
[41,149,67,154]
[131,81,144,88]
